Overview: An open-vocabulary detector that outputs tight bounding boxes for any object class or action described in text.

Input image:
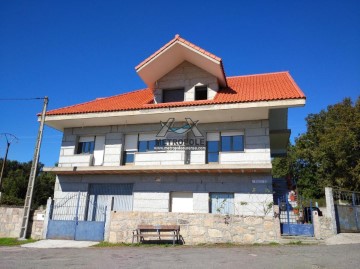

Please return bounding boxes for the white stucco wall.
[103,132,123,166]
[133,192,170,212]
[57,119,271,168]
[134,151,185,166]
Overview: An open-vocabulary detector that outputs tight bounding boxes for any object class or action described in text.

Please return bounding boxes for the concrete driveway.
[21,240,98,248]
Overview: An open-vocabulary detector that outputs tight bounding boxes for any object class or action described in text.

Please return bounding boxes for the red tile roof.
[46,71,305,116]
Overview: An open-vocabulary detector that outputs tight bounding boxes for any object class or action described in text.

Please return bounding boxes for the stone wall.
[318,216,334,239]
[0,206,45,239]
[108,211,280,245]
[313,210,335,240]
[29,209,46,240]
[0,206,23,238]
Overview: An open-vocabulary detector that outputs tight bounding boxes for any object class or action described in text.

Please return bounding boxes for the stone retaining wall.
[0,206,45,239]
[109,211,281,245]
[318,216,334,239]
[0,206,23,238]
[29,209,46,240]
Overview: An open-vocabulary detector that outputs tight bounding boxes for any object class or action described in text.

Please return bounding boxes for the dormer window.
[195,86,208,101]
[162,88,184,103]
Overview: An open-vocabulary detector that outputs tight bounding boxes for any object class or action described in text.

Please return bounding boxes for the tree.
[0,159,55,208]
[272,97,360,198]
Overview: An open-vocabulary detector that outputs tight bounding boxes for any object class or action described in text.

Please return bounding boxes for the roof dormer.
[135,35,227,91]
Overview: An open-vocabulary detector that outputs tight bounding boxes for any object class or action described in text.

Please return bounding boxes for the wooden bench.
[132,225,180,245]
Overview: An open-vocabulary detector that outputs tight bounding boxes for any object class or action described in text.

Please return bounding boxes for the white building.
[44,35,305,219]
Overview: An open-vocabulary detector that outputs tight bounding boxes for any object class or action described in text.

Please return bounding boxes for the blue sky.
[0,0,359,166]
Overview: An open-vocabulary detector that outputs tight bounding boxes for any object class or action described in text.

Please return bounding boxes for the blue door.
[47,192,106,241]
[278,195,314,237]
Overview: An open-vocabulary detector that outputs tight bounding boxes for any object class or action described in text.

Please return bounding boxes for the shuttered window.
[124,134,138,164]
[77,136,95,154]
[207,132,220,163]
[138,133,156,152]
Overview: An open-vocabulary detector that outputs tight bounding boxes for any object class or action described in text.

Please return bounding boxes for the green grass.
[0,238,37,246]
[287,240,303,245]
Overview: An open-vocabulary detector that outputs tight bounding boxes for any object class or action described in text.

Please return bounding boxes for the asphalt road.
[1,244,359,269]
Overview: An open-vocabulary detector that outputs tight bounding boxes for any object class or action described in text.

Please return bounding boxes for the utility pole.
[19,96,48,239]
[0,133,18,200]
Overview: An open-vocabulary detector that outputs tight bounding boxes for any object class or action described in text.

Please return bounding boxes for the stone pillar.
[103,197,112,242]
[273,205,281,240]
[312,210,321,239]
[325,187,338,234]
[42,197,52,239]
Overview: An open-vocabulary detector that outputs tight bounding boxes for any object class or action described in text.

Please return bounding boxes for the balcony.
[58,154,94,167]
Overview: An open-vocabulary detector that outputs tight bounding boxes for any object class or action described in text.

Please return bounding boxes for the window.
[221,133,244,152]
[124,150,136,164]
[124,134,138,164]
[171,192,193,213]
[207,141,219,163]
[162,88,184,103]
[210,193,234,215]
[206,132,220,163]
[77,136,95,154]
[195,86,207,100]
[138,133,157,152]
[138,140,156,152]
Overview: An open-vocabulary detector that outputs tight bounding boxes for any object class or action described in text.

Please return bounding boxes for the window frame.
[194,86,208,101]
[206,140,220,163]
[123,134,139,165]
[162,88,184,103]
[76,137,95,155]
[123,150,136,164]
[220,134,245,152]
[138,140,156,152]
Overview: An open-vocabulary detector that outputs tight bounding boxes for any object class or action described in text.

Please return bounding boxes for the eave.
[135,34,227,88]
[43,98,306,131]
[43,163,272,175]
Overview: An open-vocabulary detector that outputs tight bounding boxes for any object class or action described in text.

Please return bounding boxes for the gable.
[153,61,219,103]
[136,35,227,88]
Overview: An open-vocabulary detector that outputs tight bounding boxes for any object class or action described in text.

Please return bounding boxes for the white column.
[325,187,338,234]
[103,197,112,241]
[42,197,52,239]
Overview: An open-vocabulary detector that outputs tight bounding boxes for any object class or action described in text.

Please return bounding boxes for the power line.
[0,97,45,101]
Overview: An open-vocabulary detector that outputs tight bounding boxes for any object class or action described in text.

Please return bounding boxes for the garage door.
[88,184,133,221]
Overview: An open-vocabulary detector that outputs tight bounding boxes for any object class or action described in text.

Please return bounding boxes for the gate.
[47,192,106,241]
[278,194,314,237]
[333,189,360,233]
